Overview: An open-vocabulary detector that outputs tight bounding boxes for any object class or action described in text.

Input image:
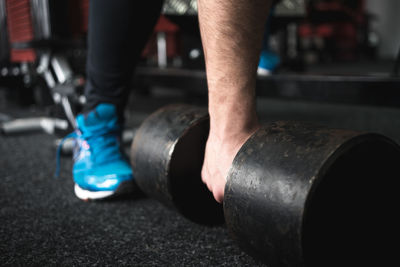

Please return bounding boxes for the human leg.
[73,0,164,200]
[84,0,164,117]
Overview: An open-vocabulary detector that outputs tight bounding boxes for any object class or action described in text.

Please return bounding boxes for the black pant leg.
[84,0,164,117]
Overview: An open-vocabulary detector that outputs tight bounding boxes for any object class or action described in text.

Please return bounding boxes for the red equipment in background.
[68,0,89,39]
[1,0,90,129]
[142,15,181,68]
[298,0,368,62]
[4,0,89,64]
[5,0,36,62]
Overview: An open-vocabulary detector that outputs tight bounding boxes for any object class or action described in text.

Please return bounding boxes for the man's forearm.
[198,0,272,202]
[198,0,272,138]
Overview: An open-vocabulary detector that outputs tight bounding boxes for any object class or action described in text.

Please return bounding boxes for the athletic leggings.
[83,0,164,116]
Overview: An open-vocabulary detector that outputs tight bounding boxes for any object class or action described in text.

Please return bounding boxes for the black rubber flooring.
[2,89,400,266]
[0,100,268,266]
[0,134,265,266]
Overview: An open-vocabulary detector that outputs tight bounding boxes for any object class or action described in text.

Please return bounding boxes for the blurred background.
[0,2,399,265]
[0,0,400,142]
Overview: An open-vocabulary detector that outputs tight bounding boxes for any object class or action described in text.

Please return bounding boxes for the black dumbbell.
[131,104,400,267]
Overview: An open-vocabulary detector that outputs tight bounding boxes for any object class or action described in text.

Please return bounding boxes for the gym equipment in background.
[0,0,88,134]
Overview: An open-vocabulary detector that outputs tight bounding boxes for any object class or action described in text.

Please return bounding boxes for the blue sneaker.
[69,103,134,200]
[257,50,280,76]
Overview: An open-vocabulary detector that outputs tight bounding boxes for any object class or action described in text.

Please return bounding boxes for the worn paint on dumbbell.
[225,121,400,266]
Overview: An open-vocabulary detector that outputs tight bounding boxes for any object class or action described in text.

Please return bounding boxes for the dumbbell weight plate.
[132,105,400,266]
[131,104,224,225]
[224,121,400,266]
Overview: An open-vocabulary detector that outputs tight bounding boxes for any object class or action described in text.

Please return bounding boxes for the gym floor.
[1,80,400,265]
[0,95,265,266]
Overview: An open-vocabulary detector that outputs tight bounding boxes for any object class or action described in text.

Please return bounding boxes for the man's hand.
[198,0,270,203]
[201,128,259,203]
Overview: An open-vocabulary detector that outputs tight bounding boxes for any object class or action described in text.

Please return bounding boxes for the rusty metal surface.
[132,107,400,265]
[224,121,400,266]
[131,104,224,225]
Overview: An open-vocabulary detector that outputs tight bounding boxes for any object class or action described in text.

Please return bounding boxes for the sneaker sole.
[74,180,135,200]
[257,67,271,76]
